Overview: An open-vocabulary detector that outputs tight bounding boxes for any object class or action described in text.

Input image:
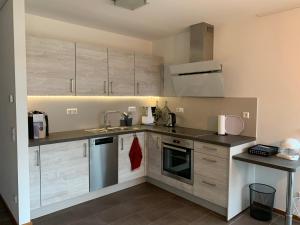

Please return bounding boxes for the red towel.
[129,136,143,171]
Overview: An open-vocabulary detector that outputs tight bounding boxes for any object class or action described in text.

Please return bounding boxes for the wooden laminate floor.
[0,198,14,225]
[1,183,299,225]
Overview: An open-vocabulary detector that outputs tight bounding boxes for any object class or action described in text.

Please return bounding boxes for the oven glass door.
[163,144,192,182]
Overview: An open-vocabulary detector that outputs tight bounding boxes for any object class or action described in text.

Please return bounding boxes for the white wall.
[153,8,300,213]
[26,14,152,54]
[0,0,30,224]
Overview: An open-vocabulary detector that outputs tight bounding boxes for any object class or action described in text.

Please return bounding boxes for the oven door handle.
[163,144,188,153]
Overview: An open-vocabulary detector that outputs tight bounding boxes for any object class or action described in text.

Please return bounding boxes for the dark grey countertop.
[233,152,300,172]
[29,125,256,148]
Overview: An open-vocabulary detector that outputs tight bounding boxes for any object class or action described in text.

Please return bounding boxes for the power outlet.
[176,108,184,113]
[66,108,78,115]
[128,106,136,113]
[243,112,250,119]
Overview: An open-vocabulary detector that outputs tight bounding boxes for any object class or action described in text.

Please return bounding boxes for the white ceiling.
[25,0,300,40]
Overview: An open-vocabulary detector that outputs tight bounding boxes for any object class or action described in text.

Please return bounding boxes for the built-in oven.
[162,136,194,184]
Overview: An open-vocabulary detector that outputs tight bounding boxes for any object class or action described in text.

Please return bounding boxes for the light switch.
[9,94,14,103]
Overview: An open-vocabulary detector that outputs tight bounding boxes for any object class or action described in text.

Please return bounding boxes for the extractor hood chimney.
[190,23,214,62]
[168,22,224,97]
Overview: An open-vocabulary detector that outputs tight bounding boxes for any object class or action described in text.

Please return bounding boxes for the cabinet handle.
[36,150,40,167]
[202,181,217,187]
[121,138,124,151]
[202,146,217,151]
[104,81,107,94]
[202,158,217,163]
[70,79,75,93]
[83,143,88,158]
[110,82,113,94]
[137,82,140,95]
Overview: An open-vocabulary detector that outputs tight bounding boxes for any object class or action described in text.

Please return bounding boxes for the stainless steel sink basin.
[85,128,108,133]
[85,126,141,133]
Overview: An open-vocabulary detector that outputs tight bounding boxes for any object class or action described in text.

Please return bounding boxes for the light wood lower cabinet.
[118,133,145,183]
[147,133,162,179]
[194,152,228,182]
[29,146,41,210]
[26,36,76,96]
[76,43,108,96]
[40,140,89,206]
[193,174,228,208]
[193,141,229,207]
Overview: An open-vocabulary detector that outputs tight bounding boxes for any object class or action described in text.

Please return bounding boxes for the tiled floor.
[1,183,299,225]
[31,183,298,225]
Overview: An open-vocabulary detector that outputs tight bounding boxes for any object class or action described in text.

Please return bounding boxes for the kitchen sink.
[85,128,108,133]
[85,126,141,133]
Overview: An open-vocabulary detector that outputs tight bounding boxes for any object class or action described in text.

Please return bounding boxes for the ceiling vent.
[113,0,147,10]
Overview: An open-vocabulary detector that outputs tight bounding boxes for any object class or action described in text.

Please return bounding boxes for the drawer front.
[194,142,229,159]
[194,152,228,182]
[193,174,228,208]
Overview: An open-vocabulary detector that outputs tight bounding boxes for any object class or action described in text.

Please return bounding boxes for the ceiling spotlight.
[112,0,148,10]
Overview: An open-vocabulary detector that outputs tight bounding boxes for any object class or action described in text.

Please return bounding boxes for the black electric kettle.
[166,113,176,127]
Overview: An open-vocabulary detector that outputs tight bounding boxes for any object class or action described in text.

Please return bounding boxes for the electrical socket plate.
[176,108,184,113]
[66,108,78,115]
[128,106,136,112]
[243,112,250,119]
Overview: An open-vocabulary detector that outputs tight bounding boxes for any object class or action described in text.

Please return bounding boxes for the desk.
[233,153,300,225]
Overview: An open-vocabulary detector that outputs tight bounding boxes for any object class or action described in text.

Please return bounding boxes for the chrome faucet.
[104,110,122,128]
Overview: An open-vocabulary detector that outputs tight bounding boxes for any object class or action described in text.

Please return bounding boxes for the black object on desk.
[248,144,279,157]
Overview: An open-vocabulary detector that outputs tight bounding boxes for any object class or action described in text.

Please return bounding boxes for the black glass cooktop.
[157,126,213,137]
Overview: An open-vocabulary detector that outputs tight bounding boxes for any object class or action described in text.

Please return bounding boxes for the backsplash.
[158,97,257,137]
[27,96,158,133]
[27,96,257,136]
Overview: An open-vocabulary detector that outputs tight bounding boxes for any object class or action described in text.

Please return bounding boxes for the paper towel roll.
[218,115,226,135]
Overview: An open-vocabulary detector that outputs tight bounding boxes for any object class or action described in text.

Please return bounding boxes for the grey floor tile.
[231,210,278,225]
[189,213,228,225]
[31,183,298,225]
[270,215,300,225]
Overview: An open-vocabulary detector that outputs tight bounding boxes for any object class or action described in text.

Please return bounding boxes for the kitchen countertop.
[29,125,256,148]
[233,152,300,172]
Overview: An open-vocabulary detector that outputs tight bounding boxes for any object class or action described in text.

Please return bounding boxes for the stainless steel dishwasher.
[90,136,118,192]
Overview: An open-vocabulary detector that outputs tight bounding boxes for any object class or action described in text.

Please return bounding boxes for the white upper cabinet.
[108,48,135,96]
[26,36,76,96]
[76,43,109,96]
[135,54,163,96]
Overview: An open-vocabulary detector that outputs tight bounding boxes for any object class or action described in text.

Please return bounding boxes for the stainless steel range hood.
[169,23,224,97]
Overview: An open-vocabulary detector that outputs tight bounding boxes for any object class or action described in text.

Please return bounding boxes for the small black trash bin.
[249,183,276,221]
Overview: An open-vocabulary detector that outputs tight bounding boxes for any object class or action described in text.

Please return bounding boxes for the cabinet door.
[135,54,162,96]
[29,146,41,210]
[40,140,89,206]
[76,43,108,96]
[26,36,76,96]
[108,48,134,96]
[118,133,145,183]
[147,133,162,179]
